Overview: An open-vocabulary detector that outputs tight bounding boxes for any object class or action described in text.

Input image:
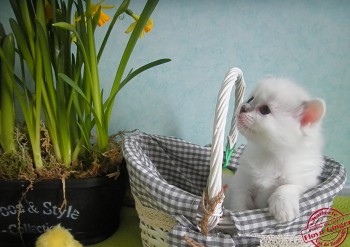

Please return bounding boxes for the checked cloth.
[123,132,347,246]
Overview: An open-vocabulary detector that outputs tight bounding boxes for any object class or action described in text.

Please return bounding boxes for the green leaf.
[58,73,89,102]
[103,58,171,112]
[9,18,34,73]
[18,0,35,55]
[105,0,159,125]
[120,58,171,90]
[97,0,130,61]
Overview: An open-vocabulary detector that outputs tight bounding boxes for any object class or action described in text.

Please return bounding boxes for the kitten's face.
[237,78,325,149]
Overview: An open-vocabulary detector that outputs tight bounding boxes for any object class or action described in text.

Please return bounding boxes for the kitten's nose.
[240,103,252,113]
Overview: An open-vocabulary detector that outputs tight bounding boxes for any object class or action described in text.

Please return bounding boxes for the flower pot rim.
[0,175,125,190]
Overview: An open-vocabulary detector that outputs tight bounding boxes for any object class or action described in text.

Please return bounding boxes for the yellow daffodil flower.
[125,9,154,38]
[71,0,113,42]
[90,0,114,27]
[74,0,114,27]
[97,11,110,27]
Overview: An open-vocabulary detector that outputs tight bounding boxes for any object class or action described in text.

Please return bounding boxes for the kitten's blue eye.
[247,97,254,103]
[259,105,271,115]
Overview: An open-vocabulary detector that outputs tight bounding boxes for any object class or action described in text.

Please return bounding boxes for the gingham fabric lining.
[123,133,347,246]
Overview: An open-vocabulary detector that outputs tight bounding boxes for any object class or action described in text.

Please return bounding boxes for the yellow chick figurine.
[35,225,83,247]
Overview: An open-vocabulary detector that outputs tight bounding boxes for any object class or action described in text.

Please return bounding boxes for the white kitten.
[223,78,326,222]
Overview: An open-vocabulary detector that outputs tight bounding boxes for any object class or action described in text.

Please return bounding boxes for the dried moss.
[0,127,126,181]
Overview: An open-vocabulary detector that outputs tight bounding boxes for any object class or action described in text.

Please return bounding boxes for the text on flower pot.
[7,223,57,235]
[1,201,80,236]
[0,201,80,220]
[42,202,79,219]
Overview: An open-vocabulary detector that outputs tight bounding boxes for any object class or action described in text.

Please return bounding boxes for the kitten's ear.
[300,99,326,126]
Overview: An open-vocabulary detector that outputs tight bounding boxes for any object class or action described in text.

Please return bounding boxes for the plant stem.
[97,0,130,62]
[0,34,16,153]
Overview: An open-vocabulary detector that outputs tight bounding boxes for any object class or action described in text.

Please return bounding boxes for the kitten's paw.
[268,191,300,222]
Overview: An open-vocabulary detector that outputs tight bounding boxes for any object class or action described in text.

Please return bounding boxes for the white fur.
[223,78,325,222]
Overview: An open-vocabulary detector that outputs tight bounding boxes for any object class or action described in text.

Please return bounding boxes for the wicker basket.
[123,68,347,247]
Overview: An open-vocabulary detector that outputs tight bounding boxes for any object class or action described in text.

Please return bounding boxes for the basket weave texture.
[123,133,346,246]
[123,67,346,246]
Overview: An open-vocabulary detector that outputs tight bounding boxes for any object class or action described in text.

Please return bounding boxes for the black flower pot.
[0,164,128,247]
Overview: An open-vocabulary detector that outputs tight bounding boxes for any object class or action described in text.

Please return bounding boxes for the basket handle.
[201,67,245,232]
[208,67,245,199]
